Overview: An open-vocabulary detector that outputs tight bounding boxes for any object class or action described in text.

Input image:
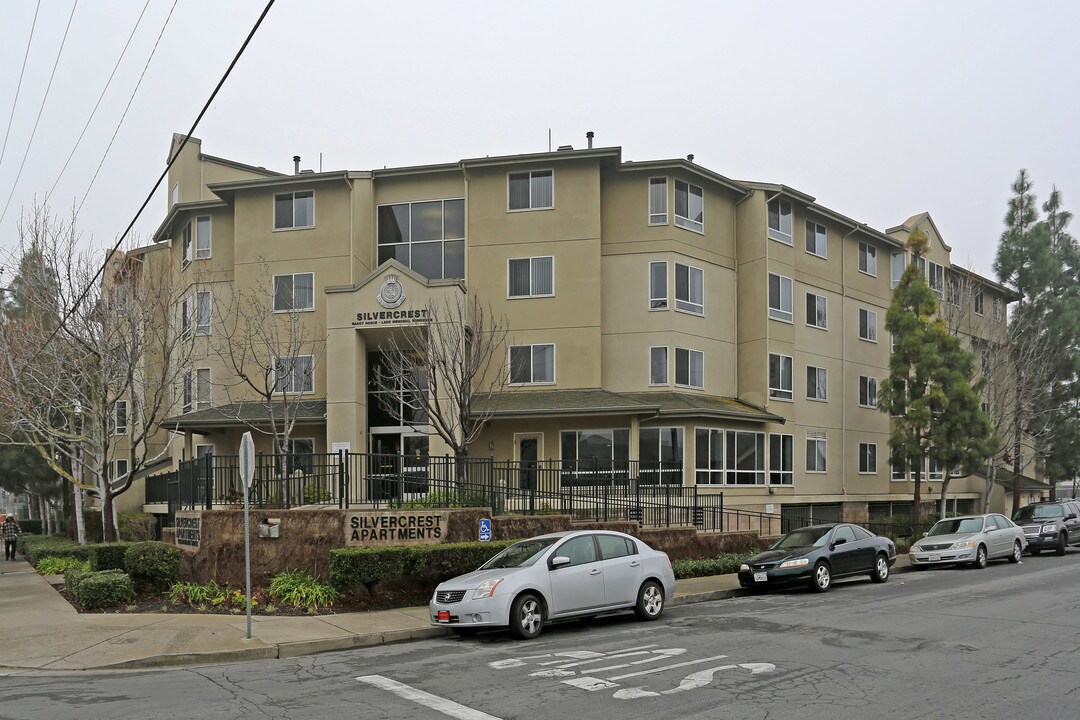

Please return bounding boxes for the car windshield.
[480,537,559,569]
[1013,505,1064,523]
[772,527,832,549]
[927,518,985,536]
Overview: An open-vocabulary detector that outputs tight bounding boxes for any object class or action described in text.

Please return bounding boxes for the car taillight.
[664,553,671,568]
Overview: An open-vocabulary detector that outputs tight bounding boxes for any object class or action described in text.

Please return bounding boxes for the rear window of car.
[852,526,873,540]
[597,535,634,560]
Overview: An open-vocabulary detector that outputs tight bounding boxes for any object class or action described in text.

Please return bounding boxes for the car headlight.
[778,558,810,569]
[1042,523,1059,533]
[473,578,504,599]
[739,563,750,572]
[950,540,976,550]
[911,544,922,553]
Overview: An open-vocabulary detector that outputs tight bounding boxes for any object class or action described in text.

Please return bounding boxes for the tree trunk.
[102,490,117,543]
[912,455,923,529]
[938,477,951,520]
[73,485,86,545]
[1012,364,1024,515]
[984,461,997,514]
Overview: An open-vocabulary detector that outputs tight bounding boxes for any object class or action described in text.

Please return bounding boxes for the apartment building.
[116,133,1025,522]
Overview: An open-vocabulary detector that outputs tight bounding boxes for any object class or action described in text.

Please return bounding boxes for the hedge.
[671,553,751,580]
[72,570,135,609]
[19,535,92,565]
[330,540,515,593]
[124,542,181,593]
[18,519,42,535]
[118,512,157,541]
[90,542,136,571]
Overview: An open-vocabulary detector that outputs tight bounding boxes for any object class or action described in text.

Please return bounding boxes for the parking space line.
[357,675,503,720]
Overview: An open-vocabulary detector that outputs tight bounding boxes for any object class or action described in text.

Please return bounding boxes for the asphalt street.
[3,551,1080,720]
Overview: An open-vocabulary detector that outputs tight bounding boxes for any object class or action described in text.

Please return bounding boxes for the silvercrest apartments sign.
[345,510,449,546]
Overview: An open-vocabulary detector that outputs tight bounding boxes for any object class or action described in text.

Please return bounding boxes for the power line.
[46,0,154,201]
[0,0,41,170]
[0,0,79,227]
[23,0,277,368]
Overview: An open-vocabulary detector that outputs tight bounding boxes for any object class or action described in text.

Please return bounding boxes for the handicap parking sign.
[479,518,491,542]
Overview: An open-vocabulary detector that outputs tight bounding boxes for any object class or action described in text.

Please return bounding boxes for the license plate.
[927,554,941,562]
[754,572,768,583]
[437,611,450,623]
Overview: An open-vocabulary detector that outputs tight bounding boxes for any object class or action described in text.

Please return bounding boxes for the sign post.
[239,432,255,640]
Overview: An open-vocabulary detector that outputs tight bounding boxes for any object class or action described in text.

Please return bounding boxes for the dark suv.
[1012,501,1080,555]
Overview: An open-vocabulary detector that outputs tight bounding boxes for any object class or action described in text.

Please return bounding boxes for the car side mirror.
[831,537,847,549]
[922,532,928,538]
[551,556,571,569]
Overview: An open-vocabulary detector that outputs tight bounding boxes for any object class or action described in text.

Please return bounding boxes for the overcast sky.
[0,0,1077,281]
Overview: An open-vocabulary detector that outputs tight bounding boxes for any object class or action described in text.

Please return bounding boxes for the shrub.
[65,566,88,596]
[302,485,332,504]
[73,570,135,609]
[124,542,181,593]
[18,519,42,535]
[36,556,90,576]
[671,553,752,580]
[118,512,157,541]
[399,491,491,509]
[82,513,104,544]
[20,535,92,565]
[269,570,338,610]
[169,580,224,606]
[90,542,136,571]
[329,540,514,593]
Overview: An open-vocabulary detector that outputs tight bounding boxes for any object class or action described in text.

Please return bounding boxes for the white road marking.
[588,648,686,673]
[488,654,552,669]
[739,662,776,674]
[531,648,661,675]
[607,654,730,681]
[535,650,611,666]
[563,676,620,692]
[357,675,503,720]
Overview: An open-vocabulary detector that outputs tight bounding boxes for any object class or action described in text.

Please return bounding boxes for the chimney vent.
[686,154,694,163]
[557,144,574,152]
[293,155,301,174]
[586,131,594,149]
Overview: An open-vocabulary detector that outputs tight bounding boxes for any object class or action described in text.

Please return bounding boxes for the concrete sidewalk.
[0,554,911,672]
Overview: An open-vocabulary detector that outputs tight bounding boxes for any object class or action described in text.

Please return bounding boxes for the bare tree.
[371,294,510,484]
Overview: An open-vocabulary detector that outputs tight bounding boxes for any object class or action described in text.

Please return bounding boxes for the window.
[769,433,793,485]
[181,296,194,337]
[508,256,554,298]
[273,272,315,312]
[694,429,765,485]
[648,177,668,224]
[181,223,192,268]
[287,438,315,475]
[928,454,944,482]
[597,534,635,560]
[675,263,703,314]
[195,291,211,336]
[806,366,828,401]
[946,274,962,306]
[111,459,129,483]
[769,353,792,400]
[649,261,668,310]
[859,242,877,276]
[892,461,906,481]
[674,180,704,232]
[378,199,465,280]
[768,273,793,322]
[806,292,827,329]
[196,368,211,410]
[805,222,827,258]
[509,344,555,384]
[859,443,877,473]
[834,526,857,544]
[674,348,704,389]
[195,216,211,259]
[891,252,905,289]
[767,197,792,244]
[561,429,630,472]
[170,182,179,206]
[182,371,192,414]
[859,376,878,408]
[993,298,1003,321]
[858,308,877,342]
[649,346,668,385]
[806,432,827,472]
[274,191,314,230]
[274,355,314,394]
[639,428,684,484]
[114,400,128,435]
[556,536,599,566]
[508,170,553,210]
[975,288,985,315]
[927,261,945,297]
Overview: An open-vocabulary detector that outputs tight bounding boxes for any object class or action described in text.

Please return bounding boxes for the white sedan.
[429,530,676,639]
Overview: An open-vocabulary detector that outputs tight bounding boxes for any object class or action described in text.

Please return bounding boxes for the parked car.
[737,523,896,593]
[428,530,676,639]
[1012,500,1080,555]
[909,514,1026,568]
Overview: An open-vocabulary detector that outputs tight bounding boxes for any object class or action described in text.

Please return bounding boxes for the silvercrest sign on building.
[345,510,450,546]
[352,274,431,327]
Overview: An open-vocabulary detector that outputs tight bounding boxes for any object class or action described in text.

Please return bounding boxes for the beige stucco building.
[115,133,1030,524]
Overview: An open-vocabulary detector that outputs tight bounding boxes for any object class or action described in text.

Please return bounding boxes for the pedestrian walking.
[2,515,21,560]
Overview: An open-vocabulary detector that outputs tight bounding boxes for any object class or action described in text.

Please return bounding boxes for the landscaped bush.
[81,513,104,544]
[65,566,88,596]
[36,556,90,576]
[329,540,514,593]
[118,512,157,541]
[400,491,491,509]
[72,570,135,609]
[20,535,92,565]
[124,542,181,593]
[90,542,136,571]
[302,485,332,504]
[671,553,752,580]
[168,581,260,611]
[269,570,338,610]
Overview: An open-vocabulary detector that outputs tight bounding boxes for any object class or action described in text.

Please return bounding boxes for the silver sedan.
[429,530,677,639]
[909,513,1027,568]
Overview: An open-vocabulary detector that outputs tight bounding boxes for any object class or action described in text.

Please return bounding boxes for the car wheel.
[870,553,890,583]
[811,562,831,592]
[1056,533,1067,556]
[634,580,665,621]
[451,628,479,638]
[509,593,544,640]
[973,544,988,569]
[1008,540,1022,564]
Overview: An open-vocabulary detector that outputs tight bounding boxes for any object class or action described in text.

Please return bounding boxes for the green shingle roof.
[160,400,327,431]
[477,389,781,423]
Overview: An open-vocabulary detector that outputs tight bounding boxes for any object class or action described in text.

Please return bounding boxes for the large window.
[639,428,683,484]
[508,256,554,298]
[859,376,878,408]
[181,223,192,268]
[367,351,428,428]
[182,371,192,413]
[927,261,945,297]
[695,429,765,485]
[196,368,211,410]
[769,433,793,485]
[114,400,128,435]
[674,180,703,232]
[891,252,905,289]
[806,366,828,401]
[195,216,211,259]
[859,443,877,474]
[648,177,668,225]
[806,292,827,329]
[768,272,793,322]
[675,263,703,314]
[806,432,827,472]
[378,199,465,280]
[649,261,668,310]
[509,344,555,384]
[805,222,827,258]
[561,429,630,472]
[769,353,793,400]
[181,296,194,337]
[859,242,877,276]
[858,308,877,342]
[196,291,211,336]
[975,288,985,315]
[274,355,314,394]
[649,346,668,385]
[768,197,792,244]
[674,347,704,389]
[273,272,315,312]
[508,170,553,210]
[274,191,314,230]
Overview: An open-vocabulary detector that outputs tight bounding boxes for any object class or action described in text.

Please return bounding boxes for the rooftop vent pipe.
[687,153,694,163]
[586,131,594,149]
[293,155,301,174]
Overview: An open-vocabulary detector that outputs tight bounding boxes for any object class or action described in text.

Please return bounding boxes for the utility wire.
[75,0,179,217]
[0,0,41,170]
[23,0,277,368]
[0,0,79,227]
[46,0,153,201]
